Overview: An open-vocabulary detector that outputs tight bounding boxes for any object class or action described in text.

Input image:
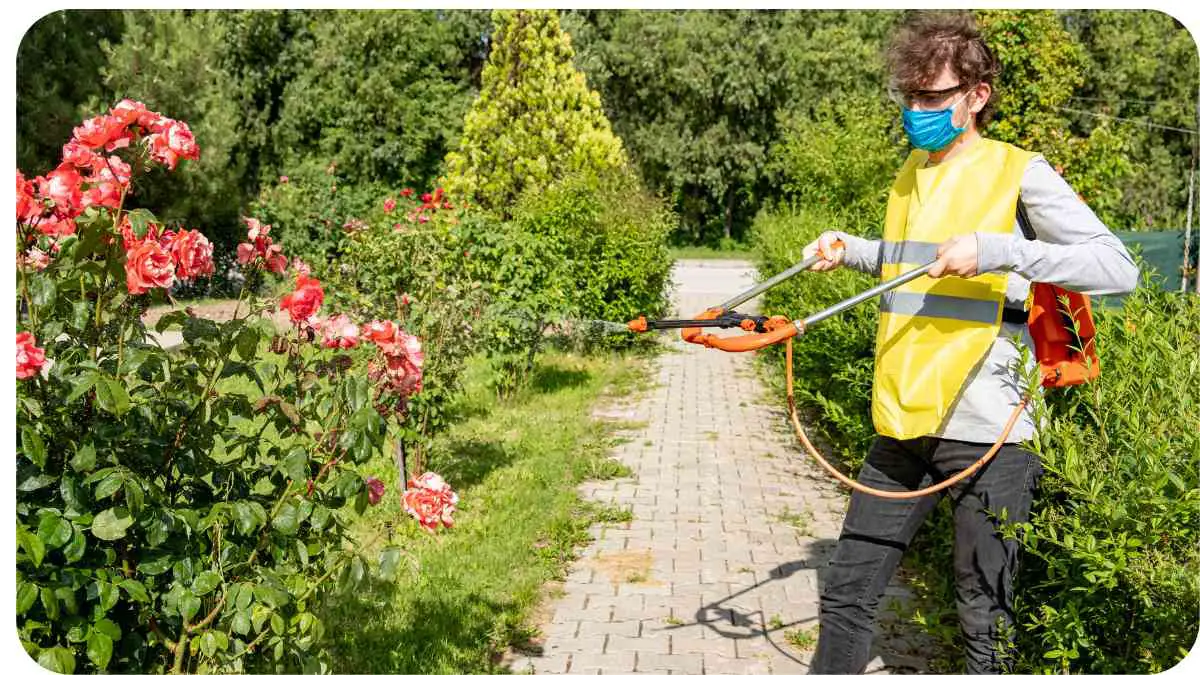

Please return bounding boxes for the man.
[803,12,1138,674]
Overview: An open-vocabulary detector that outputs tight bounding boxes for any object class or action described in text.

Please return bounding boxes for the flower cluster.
[117,216,214,295]
[236,217,288,274]
[17,100,198,242]
[16,332,46,380]
[404,187,456,225]
[401,472,458,532]
[362,320,424,403]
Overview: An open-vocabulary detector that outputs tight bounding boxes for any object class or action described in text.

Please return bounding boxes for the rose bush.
[15,103,451,674]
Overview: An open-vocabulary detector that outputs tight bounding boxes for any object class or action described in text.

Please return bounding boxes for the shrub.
[1004,283,1200,673]
[443,9,627,216]
[513,171,675,329]
[16,103,448,674]
[320,188,490,452]
[249,157,391,271]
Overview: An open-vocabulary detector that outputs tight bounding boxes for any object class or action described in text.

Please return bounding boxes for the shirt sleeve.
[975,155,1139,295]
[832,231,883,277]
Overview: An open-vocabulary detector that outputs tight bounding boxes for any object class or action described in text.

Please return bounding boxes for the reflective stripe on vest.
[871,138,1037,440]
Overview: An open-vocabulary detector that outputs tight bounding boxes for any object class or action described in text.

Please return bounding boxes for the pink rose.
[315,313,360,349]
[171,229,215,282]
[71,115,127,151]
[111,99,162,129]
[384,198,397,214]
[292,258,312,277]
[125,239,176,295]
[147,119,199,169]
[35,214,75,238]
[280,175,289,184]
[16,332,46,380]
[402,472,458,532]
[61,141,98,169]
[18,248,50,272]
[280,274,324,323]
[36,163,83,217]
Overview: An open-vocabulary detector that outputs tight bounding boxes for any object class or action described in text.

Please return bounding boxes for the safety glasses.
[887,82,970,109]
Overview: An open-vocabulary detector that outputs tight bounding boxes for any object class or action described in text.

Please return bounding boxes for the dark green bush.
[249,158,392,270]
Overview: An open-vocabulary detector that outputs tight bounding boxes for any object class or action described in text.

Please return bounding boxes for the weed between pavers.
[784,625,819,651]
[776,505,815,536]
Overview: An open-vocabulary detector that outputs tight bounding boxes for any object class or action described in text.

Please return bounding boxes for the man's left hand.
[929,235,979,278]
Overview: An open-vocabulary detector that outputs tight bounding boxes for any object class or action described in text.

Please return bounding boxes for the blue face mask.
[902,96,967,152]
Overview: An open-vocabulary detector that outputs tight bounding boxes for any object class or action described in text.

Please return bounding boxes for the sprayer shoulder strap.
[1016,194,1036,241]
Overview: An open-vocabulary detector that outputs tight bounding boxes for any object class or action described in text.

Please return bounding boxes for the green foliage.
[514,171,675,328]
[978,10,1138,230]
[769,91,906,218]
[565,10,899,243]
[1005,285,1199,673]
[274,10,489,187]
[307,189,488,460]
[1062,10,1200,231]
[250,158,392,268]
[17,10,125,175]
[444,9,627,216]
[16,115,419,673]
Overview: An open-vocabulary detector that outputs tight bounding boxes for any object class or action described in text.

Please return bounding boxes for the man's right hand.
[802,232,845,272]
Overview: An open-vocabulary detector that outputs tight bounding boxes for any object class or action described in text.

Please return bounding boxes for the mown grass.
[669,241,754,260]
[312,349,649,673]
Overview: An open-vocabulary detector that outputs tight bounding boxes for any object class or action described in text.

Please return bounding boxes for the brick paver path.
[509,260,931,675]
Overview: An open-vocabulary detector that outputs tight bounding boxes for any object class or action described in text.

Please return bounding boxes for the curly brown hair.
[886,11,1001,128]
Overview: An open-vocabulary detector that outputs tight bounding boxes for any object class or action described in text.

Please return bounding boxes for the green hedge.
[752,208,1200,673]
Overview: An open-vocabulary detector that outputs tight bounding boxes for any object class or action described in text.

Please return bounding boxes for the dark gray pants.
[810,435,1042,674]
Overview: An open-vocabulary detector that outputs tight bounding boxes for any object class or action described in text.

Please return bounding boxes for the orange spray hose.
[784,337,1029,499]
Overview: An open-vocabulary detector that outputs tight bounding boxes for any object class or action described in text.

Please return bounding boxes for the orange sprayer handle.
[681,308,799,352]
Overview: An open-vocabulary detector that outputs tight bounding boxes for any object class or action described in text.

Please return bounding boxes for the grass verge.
[318,349,649,673]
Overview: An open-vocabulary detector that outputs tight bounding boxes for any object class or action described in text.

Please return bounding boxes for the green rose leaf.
[93,618,122,642]
[272,502,301,535]
[18,528,45,567]
[180,590,201,622]
[281,448,309,483]
[378,547,405,581]
[20,427,46,468]
[37,513,73,549]
[16,581,38,614]
[231,611,252,636]
[37,646,76,674]
[95,376,132,417]
[92,507,134,541]
[192,570,222,596]
[87,629,114,670]
[119,579,150,604]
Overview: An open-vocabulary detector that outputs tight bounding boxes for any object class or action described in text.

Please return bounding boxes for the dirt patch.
[142,299,291,331]
[588,549,663,586]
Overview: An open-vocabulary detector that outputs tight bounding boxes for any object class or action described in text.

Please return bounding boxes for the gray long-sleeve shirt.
[835,154,1138,443]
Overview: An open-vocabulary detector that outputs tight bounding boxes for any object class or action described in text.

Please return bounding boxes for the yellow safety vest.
[872,137,1036,440]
